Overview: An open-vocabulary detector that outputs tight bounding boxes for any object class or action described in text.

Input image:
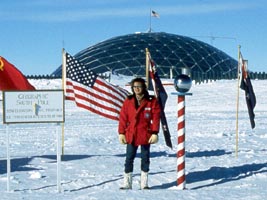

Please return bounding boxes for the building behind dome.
[52,32,238,81]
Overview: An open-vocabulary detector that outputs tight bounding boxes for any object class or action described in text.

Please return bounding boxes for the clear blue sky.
[1,0,266,75]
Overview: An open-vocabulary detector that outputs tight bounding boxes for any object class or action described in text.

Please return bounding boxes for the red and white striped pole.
[172,72,192,190]
[177,95,186,189]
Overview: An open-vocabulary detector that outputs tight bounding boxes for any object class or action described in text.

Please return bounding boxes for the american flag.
[239,52,256,129]
[65,52,129,121]
[147,50,172,148]
[151,10,160,18]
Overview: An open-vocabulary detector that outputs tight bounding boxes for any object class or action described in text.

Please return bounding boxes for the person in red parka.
[118,77,161,190]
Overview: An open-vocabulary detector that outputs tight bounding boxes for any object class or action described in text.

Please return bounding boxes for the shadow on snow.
[151,162,267,189]
[1,150,267,191]
[187,163,267,189]
[115,149,232,158]
[148,149,267,189]
[0,154,91,174]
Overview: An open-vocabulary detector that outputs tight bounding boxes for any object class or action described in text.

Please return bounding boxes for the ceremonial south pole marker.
[171,71,192,190]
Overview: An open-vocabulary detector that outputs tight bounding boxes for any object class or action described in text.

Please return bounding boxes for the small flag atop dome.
[151,10,160,18]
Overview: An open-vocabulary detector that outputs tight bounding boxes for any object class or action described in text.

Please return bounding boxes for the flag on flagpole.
[151,10,160,18]
[239,52,256,129]
[64,52,129,121]
[146,49,172,148]
[0,56,35,91]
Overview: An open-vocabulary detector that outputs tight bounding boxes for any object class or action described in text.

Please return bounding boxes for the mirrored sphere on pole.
[174,74,192,93]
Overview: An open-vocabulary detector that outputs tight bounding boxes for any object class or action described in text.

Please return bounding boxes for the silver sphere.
[174,74,192,93]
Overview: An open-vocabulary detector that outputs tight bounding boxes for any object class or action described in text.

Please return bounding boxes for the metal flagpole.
[235,45,241,158]
[61,49,66,156]
[62,48,66,95]
[145,48,150,88]
[149,9,152,32]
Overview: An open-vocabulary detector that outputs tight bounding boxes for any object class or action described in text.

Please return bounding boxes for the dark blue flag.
[240,57,256,129]
[147,51,172,148]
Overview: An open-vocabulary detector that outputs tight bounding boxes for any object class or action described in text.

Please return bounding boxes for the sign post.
[56,123,61,192]
[6,124,10,192]
[2,90,64,192]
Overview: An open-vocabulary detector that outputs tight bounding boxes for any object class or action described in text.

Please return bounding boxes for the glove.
[119,134,127,144]
[148,134,158,144]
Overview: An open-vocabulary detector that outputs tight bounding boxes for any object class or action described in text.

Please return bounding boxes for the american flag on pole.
[65,52,129,121]
[239,52,256,129]
[147,49,172,148]
[151,10,160,18]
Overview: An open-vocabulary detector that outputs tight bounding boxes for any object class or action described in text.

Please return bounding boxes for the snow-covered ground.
[0,76,266,200]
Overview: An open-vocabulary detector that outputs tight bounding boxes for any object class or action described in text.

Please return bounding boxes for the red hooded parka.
[118,95,161,146]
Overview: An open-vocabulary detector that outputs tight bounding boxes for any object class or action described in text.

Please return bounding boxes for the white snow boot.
[120,172,132,189]
[140,171,149,189]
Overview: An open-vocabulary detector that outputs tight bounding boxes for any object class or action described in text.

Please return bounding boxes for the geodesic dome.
[52,32,237,79]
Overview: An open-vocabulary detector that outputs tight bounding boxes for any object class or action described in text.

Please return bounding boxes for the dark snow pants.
[124,144,150,173]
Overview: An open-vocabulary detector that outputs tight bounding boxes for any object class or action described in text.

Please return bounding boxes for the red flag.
[0,56,35,91]
[65,52,129,121]
[239,52,256,129]
[147,50,172,148]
